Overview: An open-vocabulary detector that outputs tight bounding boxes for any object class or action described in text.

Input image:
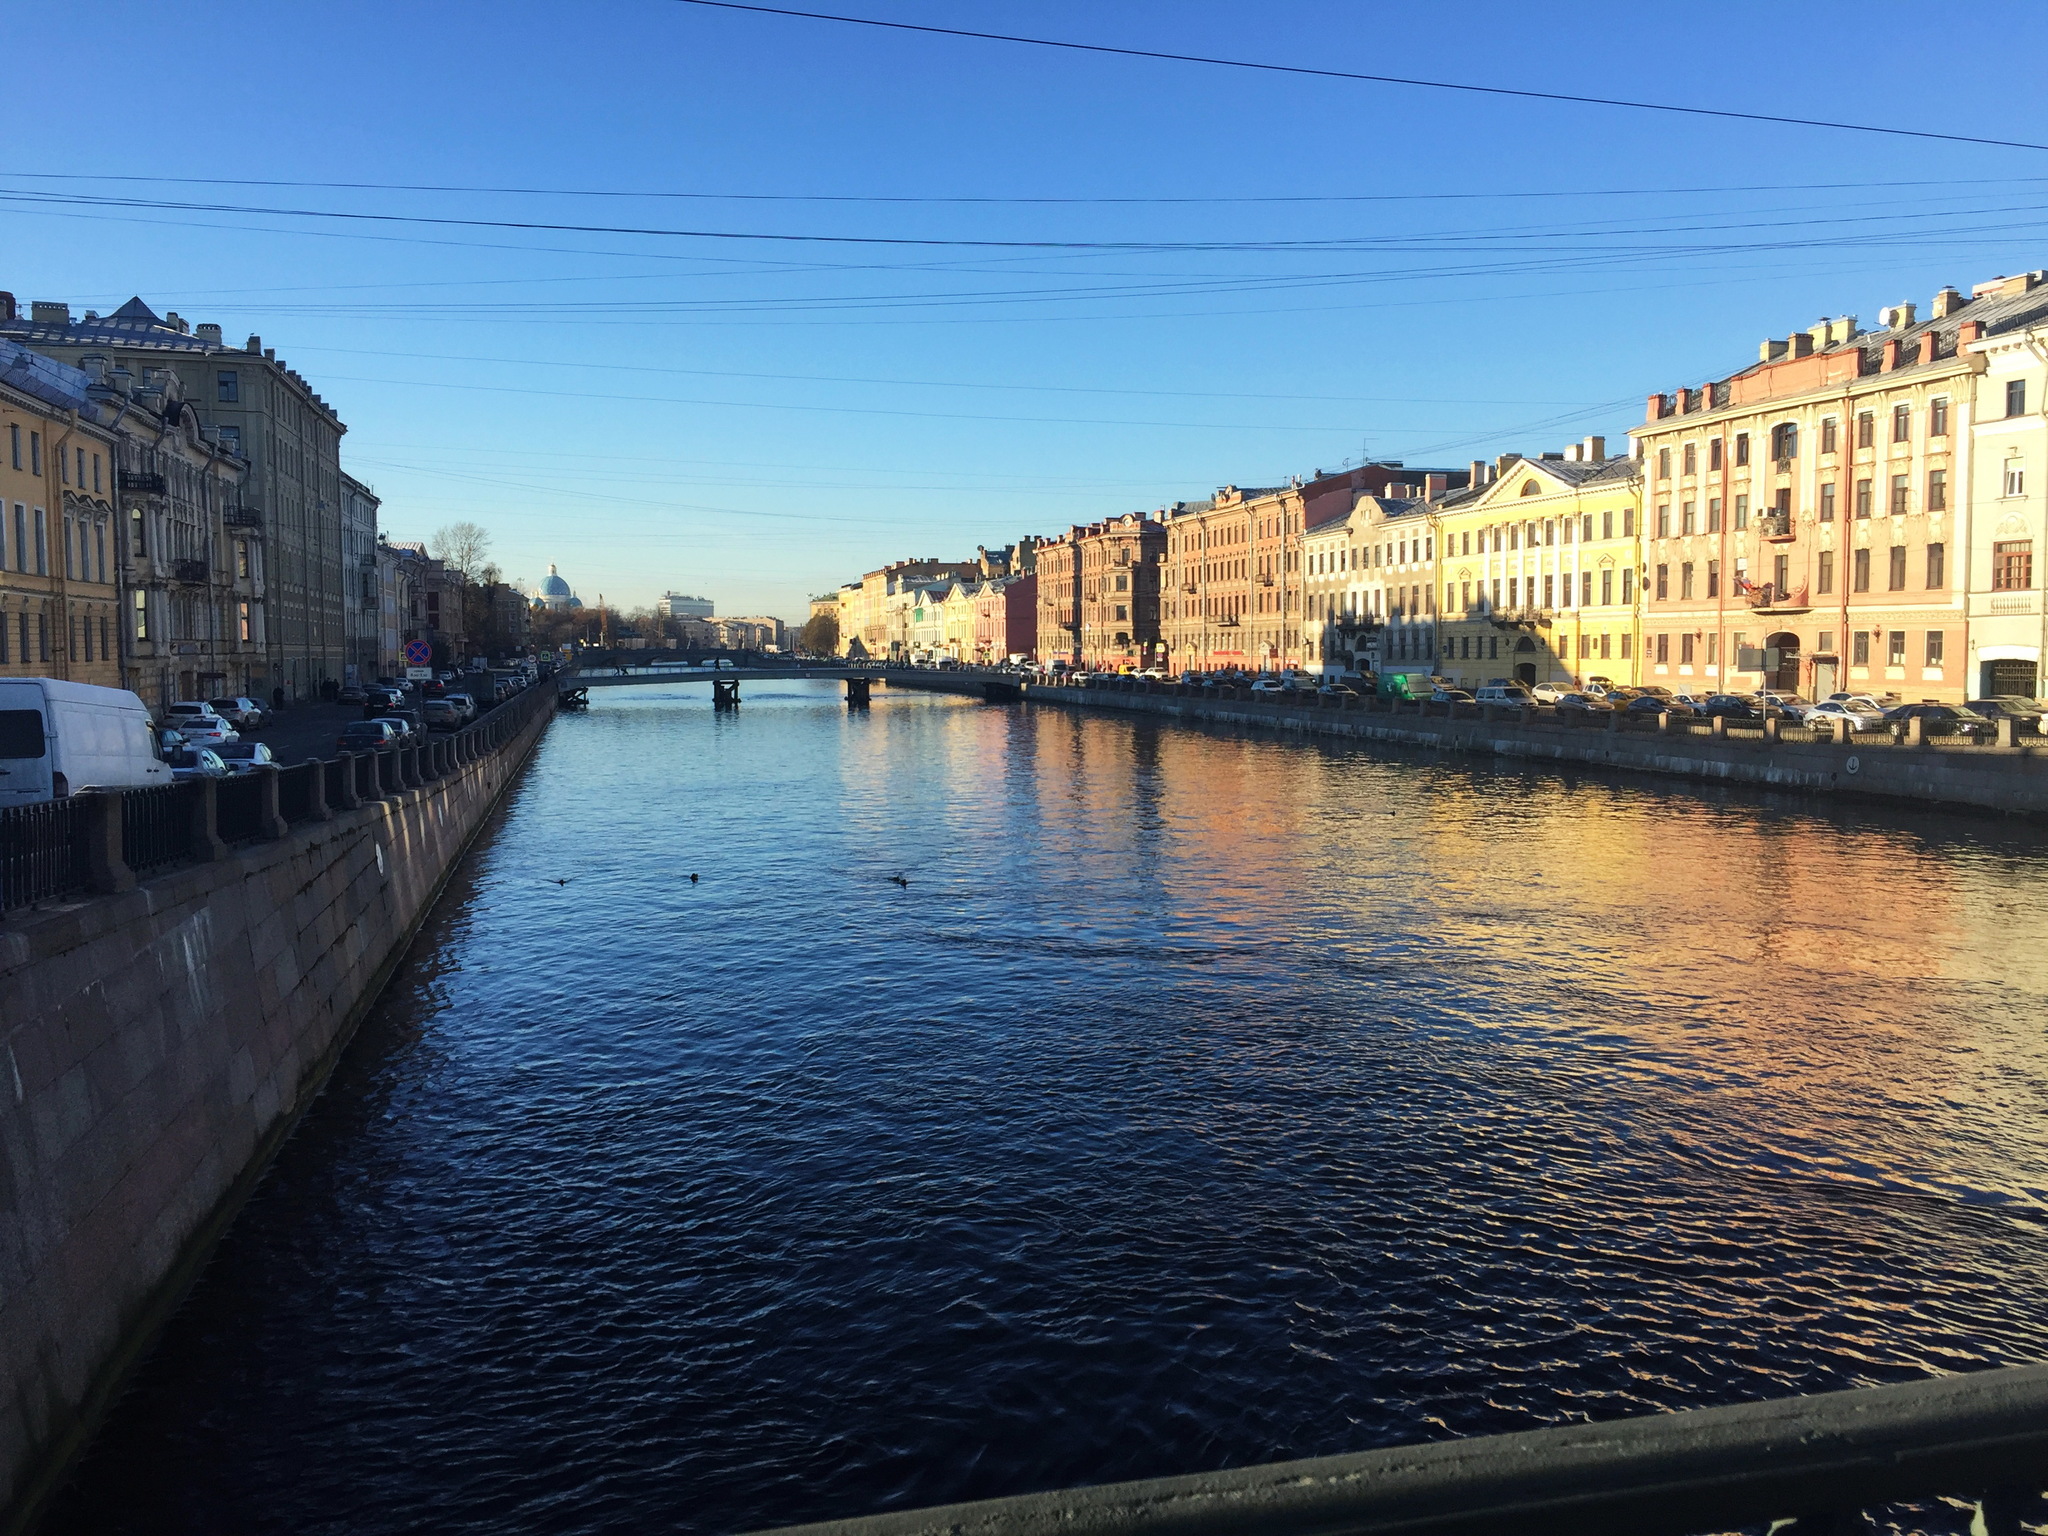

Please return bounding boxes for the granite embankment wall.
[0,694,554,1533]
[890,675,2047,817]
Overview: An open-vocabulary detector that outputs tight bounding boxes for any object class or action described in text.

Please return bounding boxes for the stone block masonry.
[0,695,554,1534]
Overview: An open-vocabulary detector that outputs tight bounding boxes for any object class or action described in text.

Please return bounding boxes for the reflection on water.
[42,684,2048,1536]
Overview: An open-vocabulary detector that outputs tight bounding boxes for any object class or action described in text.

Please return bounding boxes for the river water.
[42,684,2048,1534]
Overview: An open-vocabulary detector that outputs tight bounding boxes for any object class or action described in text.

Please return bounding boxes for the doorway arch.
[1763,630,1801,694]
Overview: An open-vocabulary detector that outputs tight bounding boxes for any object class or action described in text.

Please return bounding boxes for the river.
[41,682,2048,1534]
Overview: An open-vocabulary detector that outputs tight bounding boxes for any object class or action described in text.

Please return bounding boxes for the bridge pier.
[845,676,871,707]
[713,676,740,709]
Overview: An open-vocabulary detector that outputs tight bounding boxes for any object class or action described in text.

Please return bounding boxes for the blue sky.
[7,0,2047,621]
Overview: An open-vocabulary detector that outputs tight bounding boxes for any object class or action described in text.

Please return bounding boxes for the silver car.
[1805,699,1888,733]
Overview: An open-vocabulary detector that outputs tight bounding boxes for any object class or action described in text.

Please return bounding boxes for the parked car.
[208,696,268,728]
[1475,683,1537,708]
[1625,695,1697,718]
[1753,690,1814,720]
[1529,681,1572,703]
[1429,687,1477,705]
[165,747,231,781]
[1317,683,1360,699]
[155,727,189,755]
[1806,699,1890,732]
[0,678,174,805]
[443,693,479,722]
[212,741,279,774]
[1883,703,1995,738]
[1249,677,1289,695]
[167,709,240,747]
[1701,694,1762,720]
[1136,668,1169,681]
[373,713,422,744]
[337,684,368,705]
[421,698,462,731]
[1554,692,1613,713]
[336,721,400,753]
[1965,697,2044,733]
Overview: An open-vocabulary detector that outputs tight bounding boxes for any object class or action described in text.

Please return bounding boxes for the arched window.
[1520,480,1540,495]
[1769,421,1798,461]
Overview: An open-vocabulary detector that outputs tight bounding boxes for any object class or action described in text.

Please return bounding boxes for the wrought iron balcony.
[1743,582,1811,615]
[1490,605,1555,630]
[1758,510,1796,542]
[743,1364,2048,1536]
[118,470,166,495]
[170,558,210,584]
[223,506,262,529]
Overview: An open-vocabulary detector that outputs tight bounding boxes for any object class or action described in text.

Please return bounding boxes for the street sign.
[406,666,433,681]
[404,639,433,667]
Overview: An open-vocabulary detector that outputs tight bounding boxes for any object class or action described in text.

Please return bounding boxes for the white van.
[1474,683,1537,708]
[0,679,171,806]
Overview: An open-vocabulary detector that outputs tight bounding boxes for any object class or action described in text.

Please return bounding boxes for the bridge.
[553,664,1025,708]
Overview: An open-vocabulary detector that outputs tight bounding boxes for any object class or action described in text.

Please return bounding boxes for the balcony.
[118,470,166,495]
[223,506,262,529]
[1259,573,1274,587]
[1757,510,1796,542]
[170,558,210,584]
[1743,581,1810,615]
[1489,605,1555,630]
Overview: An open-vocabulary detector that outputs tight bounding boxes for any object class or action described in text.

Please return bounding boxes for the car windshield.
[216,744,256,758]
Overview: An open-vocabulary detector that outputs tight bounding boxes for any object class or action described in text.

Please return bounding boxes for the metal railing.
[0,678,556,914]
[749,1366,2048,1536]
[0,797,90,910]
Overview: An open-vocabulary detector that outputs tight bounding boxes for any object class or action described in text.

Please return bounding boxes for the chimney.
[1564,443,1582,463]
[1494,453,1519,478]
[247,334,262,353]
[1645,392,1669,421]
[1957,319,1985,347]
[264,348,276,361]
[1759,338,1789,362]
[1676,387,1695,413]
[1885,302,1917,330]
[196,322,222,343]
[30,301,70,325]
[1469,459,1487,486]
[1931,286,1965,319]
[164,312,189,334]
[1788,333,1814,358]
[1882,337,1903,371]
[0,292,14,322]
[1918,331,1938,365]
[1582,435,1606,461]
[1423,472,1448,499]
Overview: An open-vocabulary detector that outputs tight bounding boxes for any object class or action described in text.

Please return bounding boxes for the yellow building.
[1433,441,1644,690]
[1,342,123,688]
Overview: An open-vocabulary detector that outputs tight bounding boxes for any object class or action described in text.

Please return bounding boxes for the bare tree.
[430,521,494,578]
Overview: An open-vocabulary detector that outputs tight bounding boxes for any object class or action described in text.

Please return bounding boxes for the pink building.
[973,573,1037,661]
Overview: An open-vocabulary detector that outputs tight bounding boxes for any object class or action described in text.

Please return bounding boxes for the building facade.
[1964,317,2046,698]
[1075,512,1165,670]
[4,296,351,699]
[1035,533,1080,666]
[1634,274,2048,703]
[664,593,714,620]
[341,473,380,686]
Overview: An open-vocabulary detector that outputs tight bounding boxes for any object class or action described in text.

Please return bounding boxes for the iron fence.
[277,763,315,823]
[0,796,91,911]
[215,774,266,844]
[120,783,193,874]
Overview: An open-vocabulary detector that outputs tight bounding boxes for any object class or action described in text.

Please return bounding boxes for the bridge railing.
[0,678,557,915]
[748,1365,2048,1536]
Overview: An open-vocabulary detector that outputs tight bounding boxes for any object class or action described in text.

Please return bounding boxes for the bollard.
[1606,707,1621,733]
[81,791,136,895]
[305,757,333,820]
[335,753,361,810]
[1711,715,1727,738]
[1997,716,2019,749]
[187,777,230,862]
[255,766,289,840]
[1763,716,1780,744]
[1906,715,1925,747]
[1832,718,1851,747]
[1658,710,1673,733]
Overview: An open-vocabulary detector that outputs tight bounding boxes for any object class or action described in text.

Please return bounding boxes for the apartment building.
[1076,512,1165,671]
[844,558,979,659]
[1436,444,1643,691]
[1633,272,2048,702]
[1159,492,1256,672]
[1301,493,1434,677]
[1964,316,2047,698]
[341,473,380,687]
[1035,532,1080,666]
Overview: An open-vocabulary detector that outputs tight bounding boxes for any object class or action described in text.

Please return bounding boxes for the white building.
[532,564,582,612]
[664,592,713,620]
[1965,318,2046,698]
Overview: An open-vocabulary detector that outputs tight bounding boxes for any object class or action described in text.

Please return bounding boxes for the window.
[1656,504,1671,538]
[1927,468,1947,512]
[1580,571,1591,606]
[1600,568,1613,606]
[1774,553,1790,593]
[130,507,146,556]
[1930,397,1948,436]
[1621,633,1632,659]
[1888,630,1906,668]
[1926,542,1945,588]
[217,370,239,402]
[1582,514,1594,542]
[1853,547,1871,592]
[1855,411,1874,448]
[2008,378,2028,418]
[32,509,45,574]
[1992,540,2033,590]
[1820,417,1838,453]
[236,539,249,579]
[1890,474,1909,515]
[1622,507,1635,537]
[1707,634,1718,664]
[1816,551,1834,594]
[1681,500,1696,535]
[133,590,148,640]
[1656,633,1670,664]
[1682,443,1696,475]
[2005,459,2026,498]
[28,431,40,476]
[1855,479,1872,518]
[1852,631,1871,665]
[1770,422,1798,460]
[1734,494,1749,530]
[1655,564,1669,600]
[1657,447,1671,480]
[92,453,100,494]
[1680,562,1694,599]
[1819,484,1836,522]
[1888,546,1907,591]
[1709,437,1723,470]
[1707,559,1720,597]
[1926,631,1944,668]
[94,523,105,583]
[1601,510,1613,540]
[1113,604,1128,621]
[1892,403,1911,443]
[1708,496,1723,532]
[7,424,17,470]
[1681,633,1695,664]
[1622,568,1635,603]
[10,504,22,572]
[1735,433,1750,467]
[1774,487,1792,517]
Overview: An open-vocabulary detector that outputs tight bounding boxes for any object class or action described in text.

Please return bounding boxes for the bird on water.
[889,874,910,888]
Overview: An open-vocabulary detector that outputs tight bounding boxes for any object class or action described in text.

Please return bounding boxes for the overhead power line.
[667,0,2048,154]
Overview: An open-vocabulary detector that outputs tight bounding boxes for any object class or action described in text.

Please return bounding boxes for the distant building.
[664,592,714,620]
[341,474,380,686]
[531,563,582,611]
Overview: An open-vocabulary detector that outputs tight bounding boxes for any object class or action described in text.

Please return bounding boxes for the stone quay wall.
[0,692,555,1533]
[888,673,2048,818]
